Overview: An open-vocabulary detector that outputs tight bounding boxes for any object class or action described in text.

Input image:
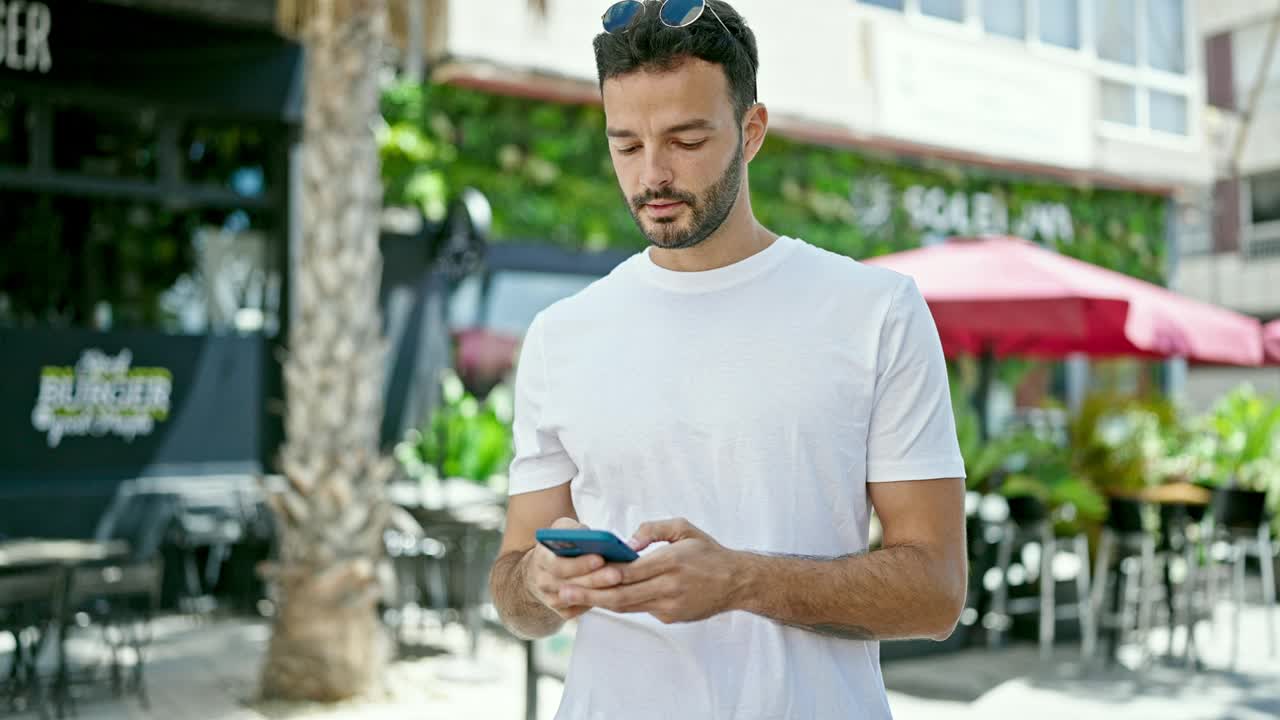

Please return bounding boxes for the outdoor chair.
[1201,489,1276,668]
[57,556,164,713]
[1147,501,1214,668]
[984,496,1094,660]
[1088,497,1172,668]
[0,567,63,717]
[169,499,245,616]
[48,492,177,716]
[382,514,449,642]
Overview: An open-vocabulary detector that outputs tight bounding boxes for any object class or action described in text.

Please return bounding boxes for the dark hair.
[593,1,760,122]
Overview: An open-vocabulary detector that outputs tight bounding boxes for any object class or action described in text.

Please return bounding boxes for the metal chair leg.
[1039,526,1056,661]
[1258,525,1276,659]
[1232,538,1247,669]
[1075,534,1094,659]
[1180,536,1200,668]
[1206,534,1223,639]
[1116,558,1134,645]
[131,620,150,710]
[1088,528,1114,661]
[987,521,1015,650]
[1137,535,1158,666]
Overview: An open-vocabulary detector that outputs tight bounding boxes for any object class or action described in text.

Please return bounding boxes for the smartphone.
[535,528,640,563]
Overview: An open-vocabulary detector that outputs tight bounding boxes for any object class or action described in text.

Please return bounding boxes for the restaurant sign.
[30,349,172,448]
[853,177,1075,245]
[0,1,53,74]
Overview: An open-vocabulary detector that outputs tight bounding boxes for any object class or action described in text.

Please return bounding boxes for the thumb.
[629,518,701,551]
[551,517,587,530]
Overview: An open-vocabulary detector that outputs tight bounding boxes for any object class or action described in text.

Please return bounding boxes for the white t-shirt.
[509,235,965,720]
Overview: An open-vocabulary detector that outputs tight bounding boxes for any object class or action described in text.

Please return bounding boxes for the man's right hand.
[523,517,625,621]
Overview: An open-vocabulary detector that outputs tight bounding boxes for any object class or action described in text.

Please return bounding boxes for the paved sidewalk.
[8,602,1278,719]
[883,602,1280,720]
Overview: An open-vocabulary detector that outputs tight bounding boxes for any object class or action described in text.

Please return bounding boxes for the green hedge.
[381,80,1167,282]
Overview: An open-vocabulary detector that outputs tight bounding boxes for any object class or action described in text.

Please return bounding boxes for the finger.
[559,606,589,621]
[542,553,605,579]
[550,517,587,530]
[561,577,669,612]
[629,518,698,551]
[611,552,673,585]
[568,564,627,589]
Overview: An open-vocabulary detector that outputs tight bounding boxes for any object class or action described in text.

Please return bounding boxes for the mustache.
[631,188,697,210]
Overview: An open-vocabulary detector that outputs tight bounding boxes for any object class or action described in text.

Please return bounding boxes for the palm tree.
[260,0,551,702]
[261,0,393,701]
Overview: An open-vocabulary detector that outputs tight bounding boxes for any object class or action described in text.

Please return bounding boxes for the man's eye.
[678,141,707,150]
[617,146,641,155]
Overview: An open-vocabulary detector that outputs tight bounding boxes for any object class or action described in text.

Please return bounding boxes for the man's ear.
[742,103,769,163]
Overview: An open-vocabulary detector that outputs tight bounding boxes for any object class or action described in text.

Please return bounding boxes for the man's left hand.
[558,518,747,625]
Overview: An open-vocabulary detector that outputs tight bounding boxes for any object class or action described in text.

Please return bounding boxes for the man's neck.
[649,210,779,273]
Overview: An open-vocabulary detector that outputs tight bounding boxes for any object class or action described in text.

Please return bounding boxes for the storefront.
[382,80,1172,283]
[382,79,1175,419]
[0,0,302,537]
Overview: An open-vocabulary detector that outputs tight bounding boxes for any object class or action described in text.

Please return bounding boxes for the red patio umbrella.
[1266,320,1280,364]
[865,236,1264,438]
[865,236,1263,366]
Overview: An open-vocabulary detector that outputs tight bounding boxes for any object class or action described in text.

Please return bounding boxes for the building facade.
[0,0,302,537]
[1179,0,1280,405]
[406,0,1215,418]
[432,0,1210,191]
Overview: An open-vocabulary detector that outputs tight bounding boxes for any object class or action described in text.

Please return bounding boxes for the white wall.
[1097,132,1212,185]
[865,13,1093,169]
[442,0,1211,186]
[1177,253,1280,315]
[1186,366,1280,413]
[1238,108,1280,175]
[1229,18,1280,173]
[1198,0,1275,37]
[446,0,602,81]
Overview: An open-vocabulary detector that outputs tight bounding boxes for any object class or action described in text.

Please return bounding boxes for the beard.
[626,140,745,251]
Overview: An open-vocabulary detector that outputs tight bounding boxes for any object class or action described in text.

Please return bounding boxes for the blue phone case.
[536,528,640,563]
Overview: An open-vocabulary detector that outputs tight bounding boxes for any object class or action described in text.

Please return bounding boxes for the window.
[0,92,30,168]
[1252,172,1280,226]
[984,0,1026,39]
[1146,0,1186,73]
[1096,0,1137,65]
[1149,90,1187,134]
[1233,24,1280,113]
[1093,0,1192,136]
[0,193,281,335]
[1038,0,1080,49]
[1100,81,1138,126]
[449,271,597,337]
[53,106,158,180]
[858,0,904,10]
[182,120,276,196]
[921,0,965,22]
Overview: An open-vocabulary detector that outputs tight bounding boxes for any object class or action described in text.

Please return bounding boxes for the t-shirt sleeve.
[866,277,967,484]
[507,312,578,495]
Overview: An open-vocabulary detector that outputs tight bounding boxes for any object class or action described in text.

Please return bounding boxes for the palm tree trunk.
[261,0,392,702]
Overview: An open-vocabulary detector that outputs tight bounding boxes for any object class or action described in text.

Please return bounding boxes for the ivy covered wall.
[381,80,1168,283]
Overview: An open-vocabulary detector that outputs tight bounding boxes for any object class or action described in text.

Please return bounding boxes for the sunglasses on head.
[602,0,732,37]
[601,0,756,103]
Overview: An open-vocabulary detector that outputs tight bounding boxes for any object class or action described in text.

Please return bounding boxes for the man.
[489,1,967,717]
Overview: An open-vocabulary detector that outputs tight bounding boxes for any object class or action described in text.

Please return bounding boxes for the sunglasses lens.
[603,0,644,33]
[659,0,704,27]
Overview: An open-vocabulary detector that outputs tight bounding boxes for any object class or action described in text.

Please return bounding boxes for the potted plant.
[1065,394,1190,532]
[1185,385,1280,533]
[993,429,1107,532]
[394,369,515,499]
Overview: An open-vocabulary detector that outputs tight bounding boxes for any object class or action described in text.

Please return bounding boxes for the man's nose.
[640,149,674,193]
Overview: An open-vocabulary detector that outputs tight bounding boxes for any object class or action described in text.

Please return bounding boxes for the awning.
[864,236,1264,366]
[0,0,303,123]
